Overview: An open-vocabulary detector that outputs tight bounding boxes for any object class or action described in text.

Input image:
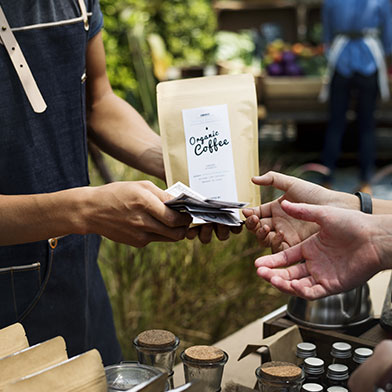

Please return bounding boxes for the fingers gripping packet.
[157,74,261,220]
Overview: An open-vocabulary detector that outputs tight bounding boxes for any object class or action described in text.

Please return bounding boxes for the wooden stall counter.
[173,270,392,391]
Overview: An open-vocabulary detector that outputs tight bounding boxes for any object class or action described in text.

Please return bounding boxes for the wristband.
[354,191,373,214]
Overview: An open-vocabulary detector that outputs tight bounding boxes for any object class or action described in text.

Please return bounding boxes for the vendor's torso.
[0,0,98,194]
[0,1,121,364]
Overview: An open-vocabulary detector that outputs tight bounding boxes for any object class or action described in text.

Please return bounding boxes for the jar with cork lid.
[255,361,305,392]
[133,329,180,389]
[180,345,228,392]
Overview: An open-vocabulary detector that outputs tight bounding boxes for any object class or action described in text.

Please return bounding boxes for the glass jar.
[296,343,317,367]
[352,347,373,371]
[180,345,228,392]
[330,342,352,368]
[256,361,305,392]
[301,383,324,392]
[303,357,325,386]
[133,329,180,389]
[326,364,349,388]
[326,387,348,392]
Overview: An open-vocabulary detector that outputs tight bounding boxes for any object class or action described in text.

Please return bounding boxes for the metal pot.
[105,362,169,391]
[287,283,373,329]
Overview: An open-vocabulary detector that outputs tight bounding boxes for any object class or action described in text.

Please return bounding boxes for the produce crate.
[263,309,392,365]
[213,0,298,41]
[258,76,392,124]
[258,75,327,113]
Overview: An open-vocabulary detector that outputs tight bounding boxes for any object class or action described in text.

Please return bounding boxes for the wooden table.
[173,270,391,390]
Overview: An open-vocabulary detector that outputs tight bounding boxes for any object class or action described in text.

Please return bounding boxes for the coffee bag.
[157,74,260,215]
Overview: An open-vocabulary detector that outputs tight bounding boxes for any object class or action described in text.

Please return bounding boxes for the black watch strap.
[354,191,373,214]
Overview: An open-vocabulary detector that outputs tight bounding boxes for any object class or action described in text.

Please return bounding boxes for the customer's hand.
[243,171,359,253]
[254,200,387,299]
[85,181,192,247]
[349,340,392,392]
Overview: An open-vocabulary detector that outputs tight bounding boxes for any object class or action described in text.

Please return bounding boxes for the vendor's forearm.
[0,189,88,246]
[87,92,165,181]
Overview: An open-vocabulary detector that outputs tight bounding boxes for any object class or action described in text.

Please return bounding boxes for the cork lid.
[184,345,225,363]
[136,329,176,348]
[259,361,302,381]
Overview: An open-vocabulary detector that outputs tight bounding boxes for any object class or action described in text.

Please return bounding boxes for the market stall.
[213,0,392,127]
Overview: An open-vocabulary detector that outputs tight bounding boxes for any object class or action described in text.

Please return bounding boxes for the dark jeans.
[322,71,379,183]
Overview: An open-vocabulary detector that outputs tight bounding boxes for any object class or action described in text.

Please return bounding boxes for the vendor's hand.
[254,200,385,300]
[349,340,392,392]
[85,181,192,247]
[243,171,359,253]
[186,223,242,244]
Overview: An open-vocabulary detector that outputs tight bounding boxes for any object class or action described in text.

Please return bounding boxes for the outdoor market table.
[173,270,391,390]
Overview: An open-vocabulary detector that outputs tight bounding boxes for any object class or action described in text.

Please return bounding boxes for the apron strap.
[319,35,349,102]
[0,6,47,113]
[77,0,89,31]
[363,36,390,101]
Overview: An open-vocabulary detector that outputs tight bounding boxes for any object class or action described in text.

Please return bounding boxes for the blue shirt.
[323,0,392,77]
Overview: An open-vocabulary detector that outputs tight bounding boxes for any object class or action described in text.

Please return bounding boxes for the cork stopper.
[259,361,302,381]
[137,329,176,348]
[184,345,225,363]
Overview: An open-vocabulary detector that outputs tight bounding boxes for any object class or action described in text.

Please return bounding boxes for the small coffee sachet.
[165,181,247,226]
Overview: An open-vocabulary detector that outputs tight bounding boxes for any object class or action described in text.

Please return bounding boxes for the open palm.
[255,200,385,299]
[244,171,339,252]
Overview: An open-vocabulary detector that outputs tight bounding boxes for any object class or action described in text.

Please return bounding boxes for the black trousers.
[322,71,379,183]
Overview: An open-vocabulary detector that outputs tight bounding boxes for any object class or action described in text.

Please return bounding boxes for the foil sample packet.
[166,181,247,226]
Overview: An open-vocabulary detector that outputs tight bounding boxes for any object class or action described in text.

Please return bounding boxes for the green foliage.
[100,0,217,124]
[157,0,217,66]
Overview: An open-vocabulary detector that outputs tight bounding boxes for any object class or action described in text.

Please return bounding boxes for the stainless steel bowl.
[105,362,168,391]
[287,283,373,329]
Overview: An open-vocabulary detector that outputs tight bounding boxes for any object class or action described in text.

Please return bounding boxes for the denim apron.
[0,3,122,365]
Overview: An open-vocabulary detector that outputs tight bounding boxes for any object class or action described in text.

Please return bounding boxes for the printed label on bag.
[182,104,238,201]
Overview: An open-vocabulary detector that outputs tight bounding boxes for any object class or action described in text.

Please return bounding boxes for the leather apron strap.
[0,6,47,114]
[77,0,90,31]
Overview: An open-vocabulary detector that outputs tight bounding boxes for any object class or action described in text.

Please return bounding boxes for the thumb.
[280,200,327,226]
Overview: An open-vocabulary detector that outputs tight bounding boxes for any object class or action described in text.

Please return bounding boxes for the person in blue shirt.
[320,0,392,193]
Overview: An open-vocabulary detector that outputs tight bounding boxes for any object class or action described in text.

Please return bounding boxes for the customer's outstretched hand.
[243,171,359,253]
[254,200,388,300]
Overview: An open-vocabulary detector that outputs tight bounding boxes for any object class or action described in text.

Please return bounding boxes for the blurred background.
[90,0,392,360]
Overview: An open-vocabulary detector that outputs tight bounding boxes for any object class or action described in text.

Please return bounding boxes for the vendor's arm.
[0,182,191,247]
[85,32,164,180]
